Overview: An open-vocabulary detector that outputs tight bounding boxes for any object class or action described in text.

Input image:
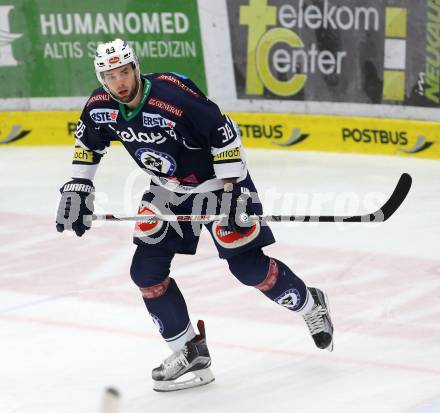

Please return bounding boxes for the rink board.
[1,110,438,159]
[230,112,440,159]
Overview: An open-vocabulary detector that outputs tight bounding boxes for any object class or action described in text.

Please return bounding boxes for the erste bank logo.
[142,113,176,129]
[90,109,119,124]
[0,5,22,67]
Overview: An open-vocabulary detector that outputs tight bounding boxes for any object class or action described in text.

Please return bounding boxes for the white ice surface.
[0,147,439,413]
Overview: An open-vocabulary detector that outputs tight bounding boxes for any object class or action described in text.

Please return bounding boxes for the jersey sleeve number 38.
[75,120,86,139]
[217,115,236,144]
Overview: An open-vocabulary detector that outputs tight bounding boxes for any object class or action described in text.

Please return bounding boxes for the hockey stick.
[91,173,412,224]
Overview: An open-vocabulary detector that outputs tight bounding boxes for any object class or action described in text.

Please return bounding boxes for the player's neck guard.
[118,78,151,122]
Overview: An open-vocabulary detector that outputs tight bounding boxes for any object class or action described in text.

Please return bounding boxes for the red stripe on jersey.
[86,93,111,107]
[156,74,200,97]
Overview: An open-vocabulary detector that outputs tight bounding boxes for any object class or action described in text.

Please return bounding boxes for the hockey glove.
[220,182,255,234]
[56,178,95,237]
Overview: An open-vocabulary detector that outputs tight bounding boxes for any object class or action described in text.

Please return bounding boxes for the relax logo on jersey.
[135,148,177,175]
[142,113,176,129]
[109,125,167,144]
[90,109,118,124]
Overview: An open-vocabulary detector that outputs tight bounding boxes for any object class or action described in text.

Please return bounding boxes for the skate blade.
[323,291,334,352]
[326,340,334,352]
[153,368,215,392]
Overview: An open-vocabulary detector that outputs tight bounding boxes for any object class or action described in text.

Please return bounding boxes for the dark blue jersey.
[73,72,246,192]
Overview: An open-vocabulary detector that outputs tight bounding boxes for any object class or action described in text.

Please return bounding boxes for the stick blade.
[341,173,412,223]
[372,172,412,222]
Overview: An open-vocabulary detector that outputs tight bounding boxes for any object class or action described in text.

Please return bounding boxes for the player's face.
[101,64,139,103]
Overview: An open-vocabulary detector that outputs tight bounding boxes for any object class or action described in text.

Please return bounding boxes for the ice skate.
[152,320,215,392]
[303,287,334,351]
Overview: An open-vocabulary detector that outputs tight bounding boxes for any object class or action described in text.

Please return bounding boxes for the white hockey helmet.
[94,39,140,89]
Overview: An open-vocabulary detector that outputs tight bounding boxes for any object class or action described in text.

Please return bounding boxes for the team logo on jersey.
[135,148,177,175]
[134,201,164,237]
[149,313,164,334]
[90,109,118,124]
[211,221,260,249]
[275,289,301,311]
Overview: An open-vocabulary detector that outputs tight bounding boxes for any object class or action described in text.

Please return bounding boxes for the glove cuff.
[61,178,94,194]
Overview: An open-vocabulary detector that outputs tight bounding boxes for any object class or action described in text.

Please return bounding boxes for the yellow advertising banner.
[1,111,439,159]
[0,111,80,146]
[228,112,440,159]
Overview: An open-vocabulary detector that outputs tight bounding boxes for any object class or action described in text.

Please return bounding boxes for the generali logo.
[0,5,23,67]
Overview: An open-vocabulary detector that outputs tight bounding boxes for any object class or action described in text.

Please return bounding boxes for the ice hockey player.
[56,39,334,392]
